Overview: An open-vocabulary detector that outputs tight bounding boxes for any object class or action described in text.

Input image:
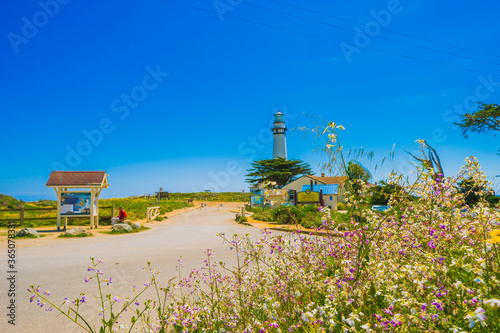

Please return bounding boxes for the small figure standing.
[111,207,128,226]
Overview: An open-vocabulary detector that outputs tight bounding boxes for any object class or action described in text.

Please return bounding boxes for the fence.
[0,205,115,228]
[146,206,160,222]
[195,196,250,202]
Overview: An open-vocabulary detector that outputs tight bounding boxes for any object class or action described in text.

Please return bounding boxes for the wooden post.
[95,191,100,228]
[56,188,61,231]
[90,188,95,229]
[20,206,24,227]
[64,217,67,230]
[111,204,115,219]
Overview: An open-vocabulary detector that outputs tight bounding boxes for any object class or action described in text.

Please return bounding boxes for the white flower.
[466,307,487,328]
[484,299,500,308]
[360,323,372,331]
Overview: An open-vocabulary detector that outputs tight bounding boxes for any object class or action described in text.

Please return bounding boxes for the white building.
[282,174,348,210]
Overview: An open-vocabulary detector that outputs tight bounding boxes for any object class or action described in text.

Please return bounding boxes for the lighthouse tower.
[271,111,287,159]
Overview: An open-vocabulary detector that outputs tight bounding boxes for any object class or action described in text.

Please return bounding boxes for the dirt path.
[1,202,289,333]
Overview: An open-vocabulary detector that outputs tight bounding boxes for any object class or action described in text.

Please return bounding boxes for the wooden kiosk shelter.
[46,171,109,230]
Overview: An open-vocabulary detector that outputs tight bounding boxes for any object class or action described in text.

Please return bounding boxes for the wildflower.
[360,323,372,331]
[486,236,500,244]
[466,307,487,328]
[106,277,112,285]
[114,296,121,303]
[345,317,355,326]
[483,299,500,308]
[431,301,443,311]
[473,277,484,284]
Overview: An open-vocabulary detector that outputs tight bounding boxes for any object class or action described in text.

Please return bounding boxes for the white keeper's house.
[282,173,347,210]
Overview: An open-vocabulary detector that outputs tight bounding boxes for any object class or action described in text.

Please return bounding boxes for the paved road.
[1,205,283,333]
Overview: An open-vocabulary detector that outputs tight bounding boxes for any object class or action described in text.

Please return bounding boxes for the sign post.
[296,188,323,206]
[46,171,109,231]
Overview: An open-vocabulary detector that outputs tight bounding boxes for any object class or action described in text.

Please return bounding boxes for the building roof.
[308,175,347,185]
[46,171,108,187]
[301,184,339,195]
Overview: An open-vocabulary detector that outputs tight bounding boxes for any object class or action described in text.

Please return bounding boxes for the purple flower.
[421,303,427,311]
[431,301,443,311]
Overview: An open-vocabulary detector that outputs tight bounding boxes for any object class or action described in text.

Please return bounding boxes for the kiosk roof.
[46,171,107,187]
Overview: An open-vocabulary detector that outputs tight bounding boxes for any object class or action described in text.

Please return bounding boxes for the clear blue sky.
[1,0,499,201]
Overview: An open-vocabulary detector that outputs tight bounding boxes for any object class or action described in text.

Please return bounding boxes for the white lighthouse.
[271,111,287,159]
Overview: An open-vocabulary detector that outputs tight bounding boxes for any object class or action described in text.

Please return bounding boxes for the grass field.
[0,192,248,228]
[169,192,251,202]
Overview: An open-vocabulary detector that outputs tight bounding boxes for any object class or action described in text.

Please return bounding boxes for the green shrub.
[235,215,248,223]
[486,195,500,206]
[251,209,274,222]
[58,233,92,238]
[337,202,348,210]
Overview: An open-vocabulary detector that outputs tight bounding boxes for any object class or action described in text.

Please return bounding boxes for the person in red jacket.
[111,207,127,226]
[118,207,127,221]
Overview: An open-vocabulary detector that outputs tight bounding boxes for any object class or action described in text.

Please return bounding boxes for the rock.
[63,228,90,236]
[113,223,133,232]
[16,228,39,238]
[131,222,142,230]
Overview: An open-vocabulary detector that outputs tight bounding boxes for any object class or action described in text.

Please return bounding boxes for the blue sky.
[1,0,499,201]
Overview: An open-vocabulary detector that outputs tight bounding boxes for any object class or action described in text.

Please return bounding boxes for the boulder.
[113,223,133,232]
[16,228,39,238]
[63,228,90,237]
[131,222,142,230]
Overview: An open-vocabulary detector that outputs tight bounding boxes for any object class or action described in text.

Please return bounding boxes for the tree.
[245,157,313,187]
[407,140,445,177]
[455,103,500,155]
[346,160,371,196]
[458,177,486,206]
[368,181,402,206]
[458,177,498,206]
